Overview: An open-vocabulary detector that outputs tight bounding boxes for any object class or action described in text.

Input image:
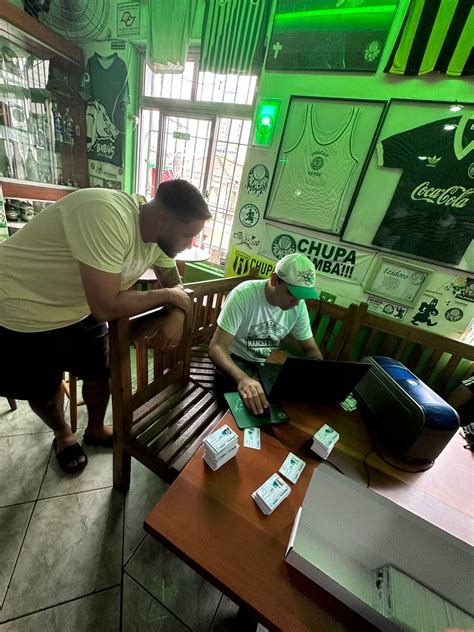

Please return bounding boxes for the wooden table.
[145,406,473,631]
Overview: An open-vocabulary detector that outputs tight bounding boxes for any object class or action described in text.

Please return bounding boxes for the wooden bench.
[183,278,473,397]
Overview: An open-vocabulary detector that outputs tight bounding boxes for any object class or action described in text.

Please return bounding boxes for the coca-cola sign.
[410,181,473,209]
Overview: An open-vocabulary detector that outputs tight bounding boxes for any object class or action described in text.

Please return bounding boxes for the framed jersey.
[264,96,386,235]
[342,100,474,273]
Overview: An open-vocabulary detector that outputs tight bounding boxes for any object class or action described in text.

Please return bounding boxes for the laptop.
[257,358,371,404]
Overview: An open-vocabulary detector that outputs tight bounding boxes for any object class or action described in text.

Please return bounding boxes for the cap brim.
[287,284,319,299]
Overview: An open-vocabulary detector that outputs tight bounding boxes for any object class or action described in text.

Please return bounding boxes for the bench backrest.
[184,275,254,345]
[339,303,474,396]
[184,276,473,398]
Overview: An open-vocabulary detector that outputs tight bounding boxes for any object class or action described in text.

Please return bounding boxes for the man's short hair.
[156,179,211,222]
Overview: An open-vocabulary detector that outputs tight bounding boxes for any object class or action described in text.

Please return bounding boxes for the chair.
[109,298,227,492]
[5,378,82,429]
[185,275,255,391]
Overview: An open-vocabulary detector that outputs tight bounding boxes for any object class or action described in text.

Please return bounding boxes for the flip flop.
[52,438,88,474]
[83,433,113,448]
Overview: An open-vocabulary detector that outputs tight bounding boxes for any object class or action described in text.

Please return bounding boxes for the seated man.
[209,253,323,415]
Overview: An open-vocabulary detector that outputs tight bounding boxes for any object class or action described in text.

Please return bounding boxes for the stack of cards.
[340,393,357,412]
[202,424,239,471]
[252,473,291,515]
[311,424,340,460]
[279,452,306,484]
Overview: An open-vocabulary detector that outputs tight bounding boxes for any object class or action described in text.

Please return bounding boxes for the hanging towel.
[146,0,197,72]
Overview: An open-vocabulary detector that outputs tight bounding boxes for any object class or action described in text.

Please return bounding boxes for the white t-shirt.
[217,279,313,362]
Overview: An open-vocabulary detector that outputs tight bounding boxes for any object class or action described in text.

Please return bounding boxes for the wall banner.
[228,248,275,278]
[367,296,407,321]
[261,225,374,284]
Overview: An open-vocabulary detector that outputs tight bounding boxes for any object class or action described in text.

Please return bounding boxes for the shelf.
[0,178,79,202]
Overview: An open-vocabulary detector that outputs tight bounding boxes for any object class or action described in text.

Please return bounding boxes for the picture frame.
[364,255,432,307]
[264,96,387,235]
[265,0,398,73]
[342,99,474,273]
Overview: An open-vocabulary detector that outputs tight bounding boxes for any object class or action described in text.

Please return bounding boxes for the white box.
[286,465,473,630]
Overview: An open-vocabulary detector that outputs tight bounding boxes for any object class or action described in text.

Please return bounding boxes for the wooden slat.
[405,344,424,372]
[419,348,444,384]
[149,390,217,455]
[393,337,408,360]
[360,329,379,358]
[156,398,223,464]
[138,385,210,447]
[436,354,463,395]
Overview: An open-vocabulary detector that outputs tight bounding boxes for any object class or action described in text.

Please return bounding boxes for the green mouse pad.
[224,392,289,430]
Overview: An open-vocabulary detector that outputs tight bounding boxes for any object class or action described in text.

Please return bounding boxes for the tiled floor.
[0,398,243,631]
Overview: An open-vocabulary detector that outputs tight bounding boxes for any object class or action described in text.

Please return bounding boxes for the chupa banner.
[226,248,275,279]
[261,225,374,284]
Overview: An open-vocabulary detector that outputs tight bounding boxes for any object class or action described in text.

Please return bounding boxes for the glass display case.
[0,3,88,201]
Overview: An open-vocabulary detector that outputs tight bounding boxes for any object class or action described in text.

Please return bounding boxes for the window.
[137,58,257,266]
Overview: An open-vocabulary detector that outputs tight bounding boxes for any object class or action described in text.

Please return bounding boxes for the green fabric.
[200,0,268,74]
[146,0,197,72]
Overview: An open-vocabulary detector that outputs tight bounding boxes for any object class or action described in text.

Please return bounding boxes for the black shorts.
[0,315,109,400]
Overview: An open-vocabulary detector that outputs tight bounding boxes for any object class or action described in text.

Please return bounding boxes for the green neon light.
[253,99,281,148]
[275,6,395,23]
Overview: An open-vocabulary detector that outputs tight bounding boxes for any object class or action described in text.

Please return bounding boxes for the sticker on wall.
[271,234,297,258]
[455,278,474,303]
[117,2,141,37]
[367,296,407,321]
[239,203,260,227]
[232,231,261,249]
[245,164,270,196]
[411,299,439,328]
[229,248,275,278]
[445,307,464,322]
[262,224,374,285]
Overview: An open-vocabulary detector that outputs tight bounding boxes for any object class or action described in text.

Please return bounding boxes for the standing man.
[0,180,211,473]
[209,253,323,415]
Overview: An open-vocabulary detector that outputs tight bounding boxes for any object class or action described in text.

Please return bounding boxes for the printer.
[354,357,459,464]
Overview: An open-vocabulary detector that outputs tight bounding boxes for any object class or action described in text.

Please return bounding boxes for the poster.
[342,100,474,272]
[262,224,374,285]
[367,296,407,321]
[227,248,275,278]
[364,256,431,307]
[266,0,398,72]
[265,97,385,235]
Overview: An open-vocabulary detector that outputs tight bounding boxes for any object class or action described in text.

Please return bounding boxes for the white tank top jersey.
[268,104,359,232]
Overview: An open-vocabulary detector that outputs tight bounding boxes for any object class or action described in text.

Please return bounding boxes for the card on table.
[279,452,306,484]
[244,427,261,450]
[224,392,289,430]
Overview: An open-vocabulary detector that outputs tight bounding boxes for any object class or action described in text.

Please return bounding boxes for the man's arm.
[79,263,191,322]
[209,327,269,415]
[285,335,323,360]
[153,264,182,289]
[151,264,188,352]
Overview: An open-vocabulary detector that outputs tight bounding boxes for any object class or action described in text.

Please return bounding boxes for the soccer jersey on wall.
[81,53,129,168]
[342,100,474,272]
[265,97,386,234]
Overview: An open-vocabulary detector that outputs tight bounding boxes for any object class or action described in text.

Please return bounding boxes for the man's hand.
[237,376,269,415]
[153,311,185,353]
[165,287,193,314]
